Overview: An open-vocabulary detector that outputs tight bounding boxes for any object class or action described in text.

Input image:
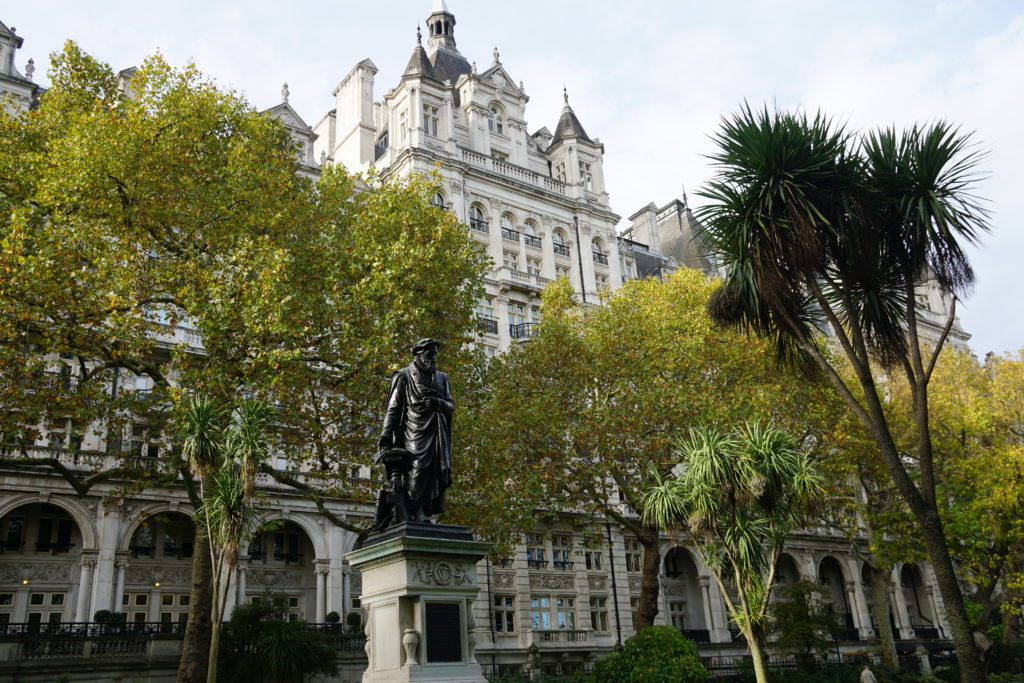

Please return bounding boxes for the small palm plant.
[182,395,273,683]
[641,421,822,683]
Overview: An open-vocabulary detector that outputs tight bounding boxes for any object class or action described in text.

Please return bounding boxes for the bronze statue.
[373,338,453,528]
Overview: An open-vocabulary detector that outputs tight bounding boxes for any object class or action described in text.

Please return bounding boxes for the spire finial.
[25,58,35,82]
[493,46,500,63]
[416,25,422,45]
[472,60,477,74]
[281,82,290,103]
[563,85,569,106]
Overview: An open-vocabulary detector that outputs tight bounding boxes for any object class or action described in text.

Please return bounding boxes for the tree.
[453,270,841,631]
[891,349,1024,673]
[0,43,487,682]
[182,396,273,683]
[698,105,990,682]
[770,579,844,670]
[641,421,824,683]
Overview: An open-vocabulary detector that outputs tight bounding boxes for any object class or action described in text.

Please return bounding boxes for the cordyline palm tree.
[642,421,822,683]
[182,395,273,683]
[698,104,989,682]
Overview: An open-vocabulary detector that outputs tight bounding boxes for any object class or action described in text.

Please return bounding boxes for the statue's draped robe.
[381,364,453,515]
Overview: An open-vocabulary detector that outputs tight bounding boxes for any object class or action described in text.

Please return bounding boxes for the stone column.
[925,588,944,637]
[699,577,715,633]
[889,575,914,639]
[342,564,352,620]
[149,586,161,622]
[113,559,129,614]
[236,561,248,607]
[315,561,329,623]
[845,557,874,639]
[844,580,862,632]
[13,583,30,622]
[75,558,96,622]
[91,503,120,616]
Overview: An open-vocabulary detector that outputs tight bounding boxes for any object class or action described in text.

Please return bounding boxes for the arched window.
[592,238,608,265]
[552,229,570,257]
[469,205,488,232]
[430,192,446,209]
[487,104,505,135]
[500,214,519,241]
[523,220,541,248]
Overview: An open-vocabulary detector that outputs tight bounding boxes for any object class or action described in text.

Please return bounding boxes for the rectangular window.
[589,597,609,632]
[526,532,546,569]
[669,600,687,630]
[595,273,608,290]
[422,104,439,137]
[503,251,519,270]
[493,595,515,632]
[29,593,44,607]
[552,535,572,570]
[555,162,566,183]
[530,596,551,630]
[508,301,527,330]
[555,596,576,629]
[400,111,407,141]
[584,551,602,571]
[579,162,593,190]
[556,265,570,279]
[624,539,641,573]
[630,596,641,630]
[526,258,542,276]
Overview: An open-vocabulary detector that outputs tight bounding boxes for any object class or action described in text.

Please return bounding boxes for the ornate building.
[0,4,957,680]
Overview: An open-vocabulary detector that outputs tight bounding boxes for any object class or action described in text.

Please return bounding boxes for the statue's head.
[411,338,441,372]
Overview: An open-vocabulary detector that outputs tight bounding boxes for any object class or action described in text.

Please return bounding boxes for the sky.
[6,1,1023,356]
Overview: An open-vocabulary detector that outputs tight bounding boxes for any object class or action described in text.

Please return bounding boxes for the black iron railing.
[524,235,542,248]
[553,243,571,257]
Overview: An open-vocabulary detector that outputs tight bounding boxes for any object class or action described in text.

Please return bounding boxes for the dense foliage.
[591,625,707,683]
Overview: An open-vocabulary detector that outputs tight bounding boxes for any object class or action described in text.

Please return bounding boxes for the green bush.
[218,594,338,683]
[591,626,708,683]
[325,610,340,623]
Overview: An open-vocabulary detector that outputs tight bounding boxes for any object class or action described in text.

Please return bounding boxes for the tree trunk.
[914,507,986,683]
[869,564,899,670]
[745,626,770,683]
[635,530,662,630]
[1001,608,1022,674]
[177,520,213,683]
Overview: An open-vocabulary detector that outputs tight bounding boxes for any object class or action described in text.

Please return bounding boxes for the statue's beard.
[414,356,436,373]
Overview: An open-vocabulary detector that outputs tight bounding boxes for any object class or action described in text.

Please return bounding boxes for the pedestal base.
[347,523,490,683]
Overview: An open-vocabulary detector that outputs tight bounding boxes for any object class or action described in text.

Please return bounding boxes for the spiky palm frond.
[226,399,274,499]
[181,395,227,477]
[200,464,251,570]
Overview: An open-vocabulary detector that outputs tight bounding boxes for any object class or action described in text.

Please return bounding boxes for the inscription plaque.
[425,602,462,663]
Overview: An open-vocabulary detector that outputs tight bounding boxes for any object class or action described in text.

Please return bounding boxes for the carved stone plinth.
[347,523,489,683]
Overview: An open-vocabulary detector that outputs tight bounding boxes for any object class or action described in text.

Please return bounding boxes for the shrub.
[93,610,113,623]
[325,611,340,624]
[591,626,708,682]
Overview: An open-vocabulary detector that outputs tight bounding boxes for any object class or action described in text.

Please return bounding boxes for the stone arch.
[818,555,853,627]
[591,236,606,253]
[0,492,98,550]
[775,552,802,587]
[899,562,937,630]
[117,501,196,553]
[256,513,327,561]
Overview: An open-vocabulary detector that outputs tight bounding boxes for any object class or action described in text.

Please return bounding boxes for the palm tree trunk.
[745,626,770,683]
[869,564,899,670]
[916,507,986,683]
[177,520,213,683]
[636,530,662,630]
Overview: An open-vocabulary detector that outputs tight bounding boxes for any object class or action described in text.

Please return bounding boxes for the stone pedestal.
[347,523,489,683]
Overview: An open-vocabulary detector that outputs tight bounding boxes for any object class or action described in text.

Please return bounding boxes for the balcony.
[477,316,499,335]
[497,266,551,294]
[552,560,574,571]
[913,626,941,640]
[533,629,592,646]
[510,323,540,340]
[460,149,568,196]
[592,251,608,265]
[553,243,571,257]
[501,227,520,242]
[526,559,548,569]
[524,235,542,249]
[469,218,489,233]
